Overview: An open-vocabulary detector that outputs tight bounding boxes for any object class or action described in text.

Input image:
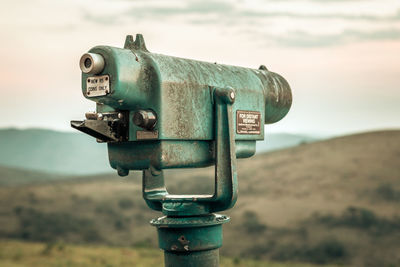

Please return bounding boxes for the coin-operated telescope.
[71,34,292,267]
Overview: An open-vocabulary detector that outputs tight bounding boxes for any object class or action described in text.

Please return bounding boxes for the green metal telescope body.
[72,34,292,267]
[78,34,291,173]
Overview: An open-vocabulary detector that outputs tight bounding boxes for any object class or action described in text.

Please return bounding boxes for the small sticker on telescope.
[236,110,261,135]
[86,75,110,97]
[137,130,158,140]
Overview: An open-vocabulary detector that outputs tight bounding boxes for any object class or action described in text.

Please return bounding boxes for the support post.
[143,87,237,266]
[151,214,229,267]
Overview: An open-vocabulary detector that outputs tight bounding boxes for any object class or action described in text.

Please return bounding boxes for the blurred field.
[0,239,343,267]
[0,130,399,266]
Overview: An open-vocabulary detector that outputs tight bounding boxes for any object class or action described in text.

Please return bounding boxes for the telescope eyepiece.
[80,53,105,75]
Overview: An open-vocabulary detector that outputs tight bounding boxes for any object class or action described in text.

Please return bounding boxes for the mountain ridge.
[0,128,318,175]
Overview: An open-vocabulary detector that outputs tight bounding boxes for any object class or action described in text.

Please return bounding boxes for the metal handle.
[142,86,238,216]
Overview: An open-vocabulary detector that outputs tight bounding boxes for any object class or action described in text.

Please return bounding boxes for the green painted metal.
[79,34,291,173]
[142,86,238,266]
[142,86,237,216]
[151,214,229,267]
[164,250,219,267]
[71,33,292,267]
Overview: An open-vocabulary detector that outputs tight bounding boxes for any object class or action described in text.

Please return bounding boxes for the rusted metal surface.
[81,34,291,140]
[141,86,238,216]
[72,34,292,267]
[151,215,228,267]
[74,34,292,172]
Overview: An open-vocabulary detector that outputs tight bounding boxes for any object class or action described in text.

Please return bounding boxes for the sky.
[0,0,399,136]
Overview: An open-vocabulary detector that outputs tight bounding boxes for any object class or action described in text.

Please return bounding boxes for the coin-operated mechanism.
[71,34,292,267]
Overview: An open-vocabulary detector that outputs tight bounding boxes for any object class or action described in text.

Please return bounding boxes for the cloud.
[268,0,354,1]
[83,12,121,25]
[239,9,400,22]
[273,28,400,47]
[82,1,236,25]
[81,0,400,47]
[84,0,400,26]
[84,3,400,27]
[110,1,400,22]
[123,0,235,18]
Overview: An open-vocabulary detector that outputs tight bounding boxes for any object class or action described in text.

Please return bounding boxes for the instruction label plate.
[137,130,159,140]
[86,75,110,97]
[236,110,261,135]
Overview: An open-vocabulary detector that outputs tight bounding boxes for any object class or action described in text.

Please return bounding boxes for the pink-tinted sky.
[0,0,399,135]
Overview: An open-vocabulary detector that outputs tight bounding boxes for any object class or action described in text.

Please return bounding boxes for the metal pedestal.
[151,214,229,267]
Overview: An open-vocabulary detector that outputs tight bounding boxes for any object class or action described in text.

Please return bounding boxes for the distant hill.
[0,128,110,175]
[0,130,399,266]
[256,133,316,152]
[0,165,65,186]
[0,128,316,175]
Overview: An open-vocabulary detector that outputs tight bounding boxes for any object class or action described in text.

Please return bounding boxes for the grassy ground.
[0,239,343,267]
[1,131,399,266]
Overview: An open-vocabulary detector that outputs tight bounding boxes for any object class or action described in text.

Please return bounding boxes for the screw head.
[230,91,235,100]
